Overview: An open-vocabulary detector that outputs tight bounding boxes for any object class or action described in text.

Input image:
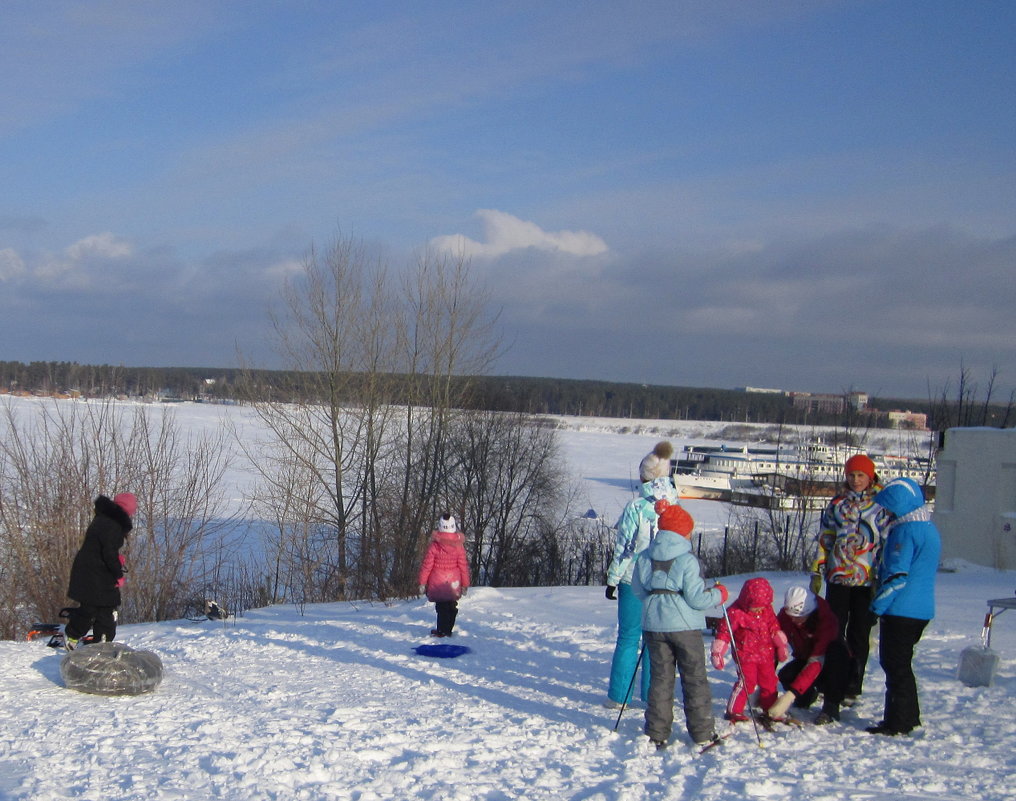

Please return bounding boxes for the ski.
[698,714,804,753]
[697,729,734,754]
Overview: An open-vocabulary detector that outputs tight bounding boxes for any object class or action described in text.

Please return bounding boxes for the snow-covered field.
[1,400,1014,800]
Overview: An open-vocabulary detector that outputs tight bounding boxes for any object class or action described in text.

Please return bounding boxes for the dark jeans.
[877,614,929,732]
[778,639,850,715]
[825,583,876,695]
[643,629,714,744]
[435,600,458,635]
[66,605,117,642]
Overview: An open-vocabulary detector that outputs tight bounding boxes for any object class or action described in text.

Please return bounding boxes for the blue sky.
[1,1,1013,402]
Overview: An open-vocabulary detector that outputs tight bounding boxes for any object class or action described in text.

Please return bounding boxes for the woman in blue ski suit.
[867,477,941,736]
[603,441,676,707]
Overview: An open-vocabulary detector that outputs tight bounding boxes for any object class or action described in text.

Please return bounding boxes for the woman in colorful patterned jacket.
[810,453,890,703]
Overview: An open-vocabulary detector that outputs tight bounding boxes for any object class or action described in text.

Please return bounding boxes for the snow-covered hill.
[1,399,1013,799]
[2,565,1013,801]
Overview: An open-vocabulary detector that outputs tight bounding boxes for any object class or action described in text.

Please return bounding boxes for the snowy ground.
[2,567,1013,801]
[1,401,1014,799]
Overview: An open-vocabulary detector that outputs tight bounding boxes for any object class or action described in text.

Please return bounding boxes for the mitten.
[605,585,617,600]
[809,573,823,596]
[773,630,789,663]
[767,690,795,720]
[710,639,728,670]
[714,583,729,604]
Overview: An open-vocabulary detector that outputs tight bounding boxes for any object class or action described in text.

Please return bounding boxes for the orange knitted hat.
[844,454,876,479]
[654,499,694,538]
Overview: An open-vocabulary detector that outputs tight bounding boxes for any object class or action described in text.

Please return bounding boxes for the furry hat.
[113,493,137,518]
[639,441,674,482]
[844,454,876,480]
[783,585,817,617]
[437,514,457,533]
[653,499,693,538]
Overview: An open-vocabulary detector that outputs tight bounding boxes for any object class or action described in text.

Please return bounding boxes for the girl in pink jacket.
[418,515,471,637]
[711,577,789,722]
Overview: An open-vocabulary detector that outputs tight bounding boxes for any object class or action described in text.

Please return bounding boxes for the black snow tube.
[60,642,163,696]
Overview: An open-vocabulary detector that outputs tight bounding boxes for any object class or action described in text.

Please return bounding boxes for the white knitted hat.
[783,586,817,617]
[639,441,674,482]
[438,515,457,533]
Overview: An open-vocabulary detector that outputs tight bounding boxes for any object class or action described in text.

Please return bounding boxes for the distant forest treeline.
[1,360,1012,431]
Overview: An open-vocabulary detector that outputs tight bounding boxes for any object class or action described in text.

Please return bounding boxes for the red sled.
[26,608,97,649]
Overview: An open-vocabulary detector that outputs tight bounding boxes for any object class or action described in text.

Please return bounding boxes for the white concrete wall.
[933,427,1016,569]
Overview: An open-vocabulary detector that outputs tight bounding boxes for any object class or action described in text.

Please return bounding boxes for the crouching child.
[631,500,729,750]
[769,585,850,724]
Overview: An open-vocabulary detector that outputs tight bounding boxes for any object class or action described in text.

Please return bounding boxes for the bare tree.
[119,406,236,622]
[383,247,501,593]
[929,363,1015,430]
[238,234,501,603]
[444,410,566,586]
[0,398,233,639]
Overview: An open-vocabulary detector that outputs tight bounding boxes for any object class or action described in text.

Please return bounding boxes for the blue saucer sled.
[414,643,472,658]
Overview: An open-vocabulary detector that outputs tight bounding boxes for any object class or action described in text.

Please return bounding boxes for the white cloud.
[262,257,305,280]
[32,232,134,287]
[0,248,26,281]
[430,210,609,260]
[64,232,133,261]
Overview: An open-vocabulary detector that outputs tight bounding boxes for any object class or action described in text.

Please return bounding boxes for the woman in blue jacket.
[867,477,941,736]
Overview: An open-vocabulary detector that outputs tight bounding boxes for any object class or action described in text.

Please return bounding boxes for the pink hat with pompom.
[113,493,137,517]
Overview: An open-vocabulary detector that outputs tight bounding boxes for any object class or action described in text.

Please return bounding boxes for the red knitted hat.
[113,492,137,517]
[654,499,694,538]
[844,454,876,479]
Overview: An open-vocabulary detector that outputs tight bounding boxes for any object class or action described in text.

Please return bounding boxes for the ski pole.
[613,641,646,731]
[721,603,765,748]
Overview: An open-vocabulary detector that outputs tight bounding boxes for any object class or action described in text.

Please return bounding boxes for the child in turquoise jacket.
[631,499,728,749]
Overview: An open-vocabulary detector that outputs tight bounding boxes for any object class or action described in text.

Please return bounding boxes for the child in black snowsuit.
[65,493,136,648]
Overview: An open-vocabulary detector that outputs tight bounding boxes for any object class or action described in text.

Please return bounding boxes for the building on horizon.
[789,391,869,415]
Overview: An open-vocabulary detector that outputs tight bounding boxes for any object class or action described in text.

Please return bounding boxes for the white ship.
[670,439,936,506]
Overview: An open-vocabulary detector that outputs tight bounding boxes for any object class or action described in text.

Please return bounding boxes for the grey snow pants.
[644,629,715,744]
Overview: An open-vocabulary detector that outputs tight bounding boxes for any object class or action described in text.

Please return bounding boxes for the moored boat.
[671,439,936,505]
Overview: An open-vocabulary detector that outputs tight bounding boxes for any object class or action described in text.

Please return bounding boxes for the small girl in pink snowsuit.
[711,577,789,722]
[418,514,471,637]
